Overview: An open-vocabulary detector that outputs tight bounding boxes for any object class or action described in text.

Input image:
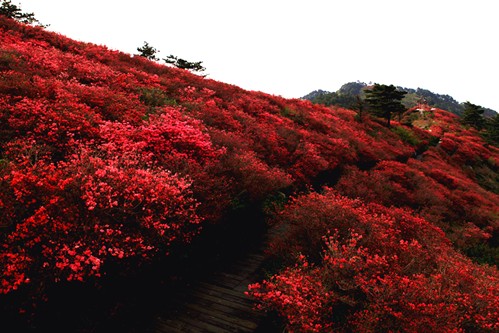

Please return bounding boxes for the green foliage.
[461,101,485,130]
[483,114,499,146]
[391,126,420,146]
[401,92,421,109]
[337,81,366,96]
[0,158,8,171]
[353,95,365,122]
[465,243,499,266]
[364,83,407,127]
[473,163,499,194]
[262,191,287,216]
[403,87,464,115]
[0,49,19,71]
[353,112,362,123]
[280,107,304,124]
[401,111,420,126]
[138,87,177,120]
[136,41,159,61]
[305,83,498,118]
[0,0,44,26]
[301,89,330,101]
[305,83,408,127]
[164,55,205,73]
[138,87,176,108]
[301,82,369,109]
[428,135,441,147]
[302,90,358,109]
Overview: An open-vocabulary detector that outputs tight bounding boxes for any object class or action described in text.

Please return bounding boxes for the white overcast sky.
[20,0,499,110]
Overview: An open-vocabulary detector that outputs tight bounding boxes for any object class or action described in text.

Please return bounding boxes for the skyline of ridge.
[19,0,499,111]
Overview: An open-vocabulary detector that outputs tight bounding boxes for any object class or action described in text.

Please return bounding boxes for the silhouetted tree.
[364,83,407,127]
[137,41,159,61]
[484,114,499,146]
[0,0,44,26]
[461,101,485,130]
[354,95,365,122]
[164,55,205,73]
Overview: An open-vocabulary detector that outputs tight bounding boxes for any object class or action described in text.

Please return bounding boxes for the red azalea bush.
[335,148,499,256]
[249,189,499,332]
[222,150,293,201]
[1,137,201,294]
[1,15,498,330]
[0,88,222,296]
[248,256,334,333]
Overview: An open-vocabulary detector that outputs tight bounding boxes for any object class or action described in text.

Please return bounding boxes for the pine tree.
[484,114,499,146]
[461,101,485,130]
[136,41,159,61]
[0,0,44,26]
[364,84,407,127]
[164,55,205,73]
[354,95,365,122]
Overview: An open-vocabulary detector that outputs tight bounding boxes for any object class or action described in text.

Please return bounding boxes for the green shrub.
[138,87,176,108]
[280,107,304,125]
[391,125,420,146]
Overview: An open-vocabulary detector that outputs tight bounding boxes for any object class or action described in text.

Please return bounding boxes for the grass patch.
[391,126,421,146]
[138,87,177,108]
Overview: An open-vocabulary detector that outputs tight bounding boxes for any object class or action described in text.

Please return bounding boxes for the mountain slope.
[304,81,498,117]
[1,16,498,332]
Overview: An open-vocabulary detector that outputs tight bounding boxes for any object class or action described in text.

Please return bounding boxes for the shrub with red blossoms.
[248,256,334,333]
[1,137,201,293]
[1,15,498,329]
[248,190,499,332]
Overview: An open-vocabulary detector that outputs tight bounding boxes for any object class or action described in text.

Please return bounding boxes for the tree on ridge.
[365,83,407,127]
[137,41,159,61]
[164,54,206,74]
[0,0,45,26]
[461,101,485,130]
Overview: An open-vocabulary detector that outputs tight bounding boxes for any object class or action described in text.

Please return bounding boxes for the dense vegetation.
[1,13,498,332]
[305,82,499,147]
[304,81,497,118]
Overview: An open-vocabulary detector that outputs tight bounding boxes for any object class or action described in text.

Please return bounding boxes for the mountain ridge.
[303,81,497,117]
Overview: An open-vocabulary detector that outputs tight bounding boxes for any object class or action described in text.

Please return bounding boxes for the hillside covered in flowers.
[0,15,498,332]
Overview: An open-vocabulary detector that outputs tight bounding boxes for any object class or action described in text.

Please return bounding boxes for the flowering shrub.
[249,190,499,332]
[336,152,499,256]
[223,150,293,201]
[1,15,498,331]
[248,256,333,333]
[1,138,201,293]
